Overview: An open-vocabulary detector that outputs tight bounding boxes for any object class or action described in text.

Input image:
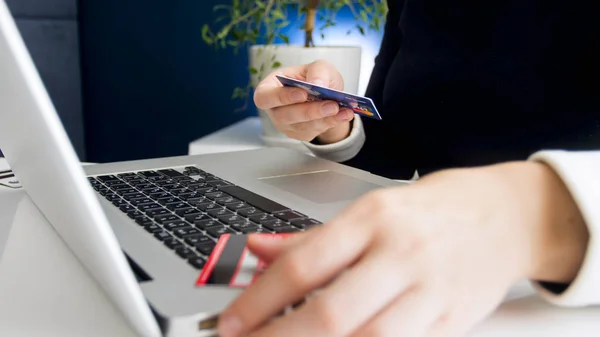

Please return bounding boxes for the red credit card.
[195,233,294,287]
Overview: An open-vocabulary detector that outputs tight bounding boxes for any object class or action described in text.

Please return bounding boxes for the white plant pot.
[248,44,362,151]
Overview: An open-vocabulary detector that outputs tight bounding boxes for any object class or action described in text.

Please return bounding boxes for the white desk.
[0,119,599,336]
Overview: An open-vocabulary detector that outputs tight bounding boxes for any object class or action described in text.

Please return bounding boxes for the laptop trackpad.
[260,171,381,204]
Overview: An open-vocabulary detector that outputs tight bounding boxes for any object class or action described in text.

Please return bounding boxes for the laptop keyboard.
[87,166,322,270]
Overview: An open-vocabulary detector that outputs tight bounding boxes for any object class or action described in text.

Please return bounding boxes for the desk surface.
[1,121,600,337]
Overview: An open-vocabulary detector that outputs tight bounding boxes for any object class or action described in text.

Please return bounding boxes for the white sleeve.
[301,114,366,162]
[528,150,600,307]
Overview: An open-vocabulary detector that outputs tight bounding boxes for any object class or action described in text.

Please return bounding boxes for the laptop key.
[163,220,187,231]
[226,201,249,211]
[195,242,216,255]
[141,187,162,195]
[195,202,221,211]
[154,231,172,241]
[184,213,210,223]
[197,187,220,195]
[158,169,185,178]
[248,214,277,224]
[208,208,234,217]
[138,203,162,212]
[178,191,204,201]
[166,202,189,211]
[138,170,162,179]
[155,214,179,224]
[158,197,182,205]
[144,224,162,233]
[123,193,145,201]
[273,210,306,222]
[237,207,265,217]
[290,218,322,229]
[147,208,169,217]
[128,210,144,219]
[132,183,154,190]
[262,219,289,232]
[207,180,233,188]
[149,192,170,200]
[115,188,137,196]
[205,191,230,200]
[215,196,239,205]
[219,185,289,213]
[173,227,201,238]
[97,175,119,183]
[194,219,224,230]
[136,216,153,226]
[130,198,154,206]
[217,214,245,225]
[112,199,128,207]
[119,204,135,212]
[164,239,184,250]
[175,247,197,259]
[274,226,299,233]
[175,207,200,217]
[206,226,236,239]
[240,226,271,234]
[184,234,212,246]
[229,221,259,232]
[188,257,206,269]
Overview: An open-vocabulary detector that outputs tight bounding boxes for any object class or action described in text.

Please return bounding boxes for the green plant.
[202,0,388,111]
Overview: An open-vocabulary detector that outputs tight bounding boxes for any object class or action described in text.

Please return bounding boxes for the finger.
[305,59,344,90]
[248,245,416,337]
[253,64,310,110]
[351,288,444,337]
[269,100,340,125]
[288,109,354,134]
[254,85,309,110]
[218,210,374,337]
[246,232,310,263]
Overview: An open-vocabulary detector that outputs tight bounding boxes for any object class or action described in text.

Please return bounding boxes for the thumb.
[305,59,344,90]
[246,232,309,263]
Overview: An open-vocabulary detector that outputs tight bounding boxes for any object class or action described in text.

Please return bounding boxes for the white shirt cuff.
[528,150,600,307]
[301,115,365,162]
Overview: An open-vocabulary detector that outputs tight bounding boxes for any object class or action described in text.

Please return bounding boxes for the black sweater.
[344,0,600,180]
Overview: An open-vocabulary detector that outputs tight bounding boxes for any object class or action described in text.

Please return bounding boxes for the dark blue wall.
[79,0,251,163]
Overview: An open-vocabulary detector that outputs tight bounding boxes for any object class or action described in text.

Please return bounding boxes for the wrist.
[316,120,352,145]
[524,162,589,284]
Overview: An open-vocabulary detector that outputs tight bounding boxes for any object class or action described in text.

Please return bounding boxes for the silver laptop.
[0,2,403,336]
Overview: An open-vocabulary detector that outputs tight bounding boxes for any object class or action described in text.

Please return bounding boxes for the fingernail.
[218,314,243,337]
[321,102,338,116]
[312,79,327,87]
[336,109,352,120]
[290,90,305,103]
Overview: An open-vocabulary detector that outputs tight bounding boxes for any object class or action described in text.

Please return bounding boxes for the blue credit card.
[276,75,382,120]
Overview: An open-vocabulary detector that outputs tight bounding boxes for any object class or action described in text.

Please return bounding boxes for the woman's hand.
[217,162,588,337]
[253,59,354,144]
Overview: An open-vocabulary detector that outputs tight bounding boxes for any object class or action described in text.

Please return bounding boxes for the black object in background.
[79,0,252,163]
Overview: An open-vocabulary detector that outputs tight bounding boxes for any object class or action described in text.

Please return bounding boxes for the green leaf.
[272,8,286,20]
[249,67,258,75]
[279,33,290,44]
[216,26,231,39]
[360,10,368,23]
[356,24,365,35]
[201,25,212,44]
[272,61,282,69]
[321,33,325,39]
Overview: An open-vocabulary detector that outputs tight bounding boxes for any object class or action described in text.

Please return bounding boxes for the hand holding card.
[276,75,382,120]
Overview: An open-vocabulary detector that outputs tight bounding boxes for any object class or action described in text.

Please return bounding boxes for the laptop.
[0,2,404,336]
